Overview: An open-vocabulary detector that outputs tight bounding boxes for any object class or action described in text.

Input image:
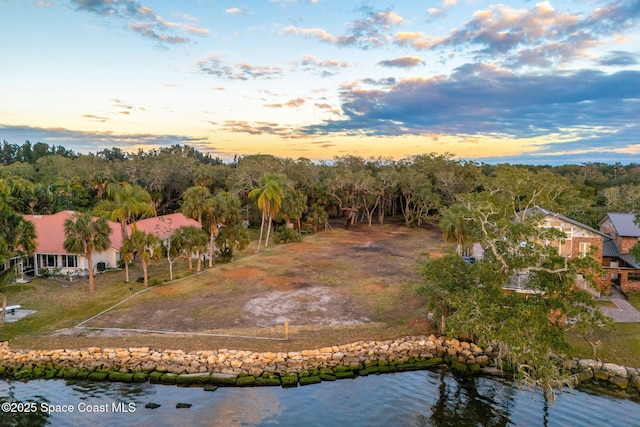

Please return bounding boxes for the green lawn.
[567,322,640,368]
[628,292,640,311]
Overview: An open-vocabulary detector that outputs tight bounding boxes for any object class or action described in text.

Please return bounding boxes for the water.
[2,369,639,426]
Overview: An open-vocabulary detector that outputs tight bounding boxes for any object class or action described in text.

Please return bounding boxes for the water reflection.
[1,381,50,427]
[1,369,639,426]
[428,370,513,427]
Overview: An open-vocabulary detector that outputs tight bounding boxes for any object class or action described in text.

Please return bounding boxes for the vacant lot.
[3,223,449,352]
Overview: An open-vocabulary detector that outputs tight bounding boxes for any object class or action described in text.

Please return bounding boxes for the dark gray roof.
[603,237,621,258]
[603,213,640,237]
[620,254,640,269]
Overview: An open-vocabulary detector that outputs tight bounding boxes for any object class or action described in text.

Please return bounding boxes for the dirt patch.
[364,283,387,292]
[243,286,368,327]
[152,285,179,295]
[219,267,264,279]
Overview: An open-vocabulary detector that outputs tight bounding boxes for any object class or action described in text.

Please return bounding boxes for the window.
[61,255,77,268]
[629,273,640,282]
[579,242,590,257]
[41,254,57,267]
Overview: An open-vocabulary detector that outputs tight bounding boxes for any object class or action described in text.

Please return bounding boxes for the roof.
[130,213,200,240]
[601,213,640,237]
[620,254,640,269]
[603,237,621,258]
[24,211,122,254]
[529,206,609,239]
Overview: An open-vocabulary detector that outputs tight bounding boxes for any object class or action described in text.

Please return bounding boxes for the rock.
[578,359,603,370]
[609,376,629,390]
[603,363,627,378]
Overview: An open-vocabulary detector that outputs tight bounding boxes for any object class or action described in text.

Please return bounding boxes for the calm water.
[1,369,639,426]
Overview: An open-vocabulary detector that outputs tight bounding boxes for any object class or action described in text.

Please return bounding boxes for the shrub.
[273,226,301,244]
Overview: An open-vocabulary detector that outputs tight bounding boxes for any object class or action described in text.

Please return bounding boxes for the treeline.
[1,141,640,229]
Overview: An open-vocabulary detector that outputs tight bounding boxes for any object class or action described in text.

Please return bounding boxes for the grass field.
[2,222,639,367]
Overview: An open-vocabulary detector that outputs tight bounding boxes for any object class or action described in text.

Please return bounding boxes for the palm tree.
[279,188,307,233]
[94,183,155,283]
[202,191,244,267]
[179,225,209,272]
[249,173,286,251]
[0,202,36,325]
[63,212,111,294]
[181,186,211,226]
[440,204,476,256]
[122,228,161,287]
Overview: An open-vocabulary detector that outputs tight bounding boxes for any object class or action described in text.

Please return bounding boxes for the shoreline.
[2,337,639,396]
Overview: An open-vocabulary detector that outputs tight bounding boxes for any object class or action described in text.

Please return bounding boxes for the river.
[1,369,639,426]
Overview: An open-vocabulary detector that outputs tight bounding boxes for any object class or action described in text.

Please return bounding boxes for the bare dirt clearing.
[11,223,449,352]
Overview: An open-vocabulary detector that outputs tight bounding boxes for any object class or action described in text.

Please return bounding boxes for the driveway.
[599,286,640,322]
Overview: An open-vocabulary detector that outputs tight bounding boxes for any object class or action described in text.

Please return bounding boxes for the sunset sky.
[1,0,639,164]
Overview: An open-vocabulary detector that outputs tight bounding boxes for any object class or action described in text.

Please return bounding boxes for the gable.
[601,213,640,238]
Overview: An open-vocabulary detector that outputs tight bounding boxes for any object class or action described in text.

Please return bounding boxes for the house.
[22,211,123,278]
[505,206,610,294]
[15,211,201,280]
[599,213,640,293]
[129,213,200,243]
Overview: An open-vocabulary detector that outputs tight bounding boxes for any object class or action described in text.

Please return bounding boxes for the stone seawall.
[1,337,638,394]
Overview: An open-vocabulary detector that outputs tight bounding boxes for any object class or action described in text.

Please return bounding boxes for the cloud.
[427,8,444,20]
[293,54,349,77]
[225,7,249,15]
[197,55,284,80]
[598,51,639,66]
[221,120,307,138]
[302,66,640,154]
[81,114,109,122]
[71,0,208,45]
[264,97,307,108]
[394,0,640,69]
[0,124,211,153]
[378,56,424,68]
[111,98,148,114]
[284,8,404,49]
[271,0,319,4]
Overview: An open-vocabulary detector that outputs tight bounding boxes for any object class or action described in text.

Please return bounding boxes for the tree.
[178,225,209,272]
[396,158,440,227]
[164,227,190,281]
[213,193,250,260]
[0,201,36,325]
[440,204,478,256]
[181,186,211,226]
[249,173,287,251]
[63,213,111,294]
[94,183,155,283]
[122,228,161,287]
[421,188,610,393]
[279,188,307,232]
[418,254,488,335]
[202,191,244,267]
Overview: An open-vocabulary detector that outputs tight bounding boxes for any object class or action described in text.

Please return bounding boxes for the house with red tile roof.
[13,211,201,279]
[22,211,123,277]
[128,213,200,242]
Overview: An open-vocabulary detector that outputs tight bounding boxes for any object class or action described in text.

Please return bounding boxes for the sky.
[1,0,640,165]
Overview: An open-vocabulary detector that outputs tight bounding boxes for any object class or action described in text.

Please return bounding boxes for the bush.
[273,226,302,244]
